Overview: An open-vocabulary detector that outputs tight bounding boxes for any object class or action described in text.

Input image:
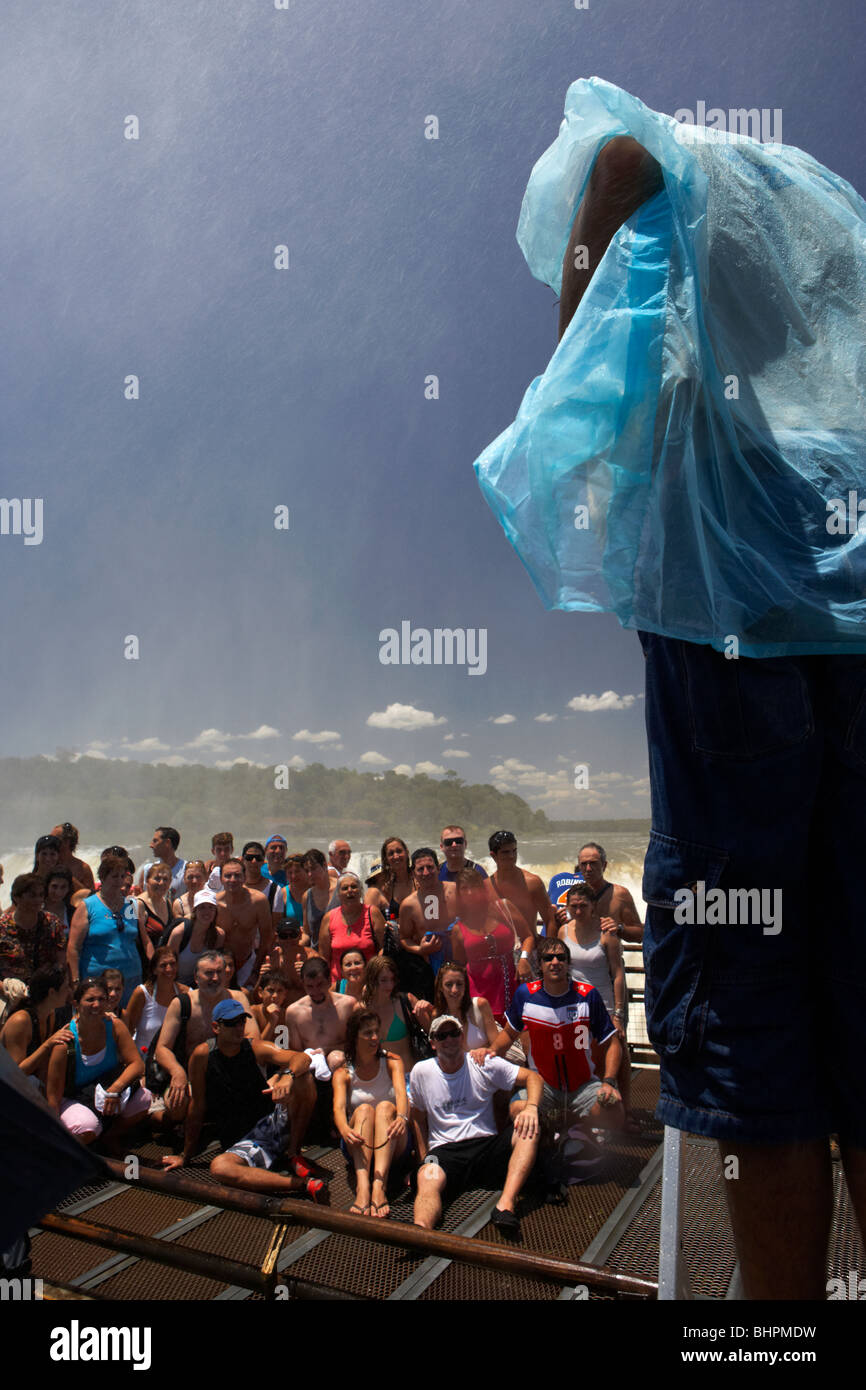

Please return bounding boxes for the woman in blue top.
[46,976,150,1146]
[66,854,151,1008]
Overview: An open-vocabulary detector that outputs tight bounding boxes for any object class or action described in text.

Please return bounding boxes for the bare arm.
[66,905,90,985]
[529,876,558,937]
[124,985,147,1038]
[616,888,644,944]
[154,996,187,1103]
[164,1045,208,1168]
[475,997,500,1047]
[558,136,664,342]
[331,1066,354,1143]
[104,1019,145,1107]
[45,1036,68,1111]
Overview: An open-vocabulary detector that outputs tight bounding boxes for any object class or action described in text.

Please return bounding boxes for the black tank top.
[205,1038,271,1149]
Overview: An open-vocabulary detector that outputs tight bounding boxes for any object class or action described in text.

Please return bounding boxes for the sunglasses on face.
[433,1027,462,1041]
[244,854,264,862]
[542,953,569,963]
[443,837,465,847]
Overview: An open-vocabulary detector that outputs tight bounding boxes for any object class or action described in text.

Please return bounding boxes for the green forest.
[0,755,561,849]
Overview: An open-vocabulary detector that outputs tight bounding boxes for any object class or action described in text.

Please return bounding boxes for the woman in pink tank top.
[319,874,385,986]
[449,869,535,1022]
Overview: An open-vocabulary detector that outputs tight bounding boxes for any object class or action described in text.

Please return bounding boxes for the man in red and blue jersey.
[479,940,624,1141]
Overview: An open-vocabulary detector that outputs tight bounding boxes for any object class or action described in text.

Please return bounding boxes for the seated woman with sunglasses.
[332,1009,410,1217]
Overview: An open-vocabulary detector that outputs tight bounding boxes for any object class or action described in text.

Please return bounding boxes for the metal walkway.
[28,1067,864,1300]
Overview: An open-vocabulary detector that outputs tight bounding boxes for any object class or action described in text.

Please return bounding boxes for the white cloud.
[490,757,537,776]
[367,703,447,732]
[185,728,232,752]
[359,751,391,767]
[238,724,280,741]
[443,749,471,758]
[443,733,455,741]
[214,756,266,770]
[284,755,306,770]
[87,739,111,750]
[392,764,413,776]
[534,713,557,723]
[491,713,516,725]
[83,748,109,760]
[414,761,445,776]
[156,755,192,767]
[292,729,342,744]
[122,736,171,753]
[567,691,638,712]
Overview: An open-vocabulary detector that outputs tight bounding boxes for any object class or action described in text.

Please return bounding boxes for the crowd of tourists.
[0,820,643,1235]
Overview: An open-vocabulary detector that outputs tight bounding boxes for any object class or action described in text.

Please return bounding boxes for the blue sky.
[0,0,862,815]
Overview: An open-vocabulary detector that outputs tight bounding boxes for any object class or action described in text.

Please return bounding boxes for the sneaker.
[490,1207,521,1240]
[289,1154,331,1182]
[301,1176,330,1205]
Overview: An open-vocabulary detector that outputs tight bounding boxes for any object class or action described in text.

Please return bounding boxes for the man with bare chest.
[155,949,261,1124]
[285,956,357,1074]
[399,849,457,994]
[216,857,274,990]
[488,830,557,939]
[576,843,643,944]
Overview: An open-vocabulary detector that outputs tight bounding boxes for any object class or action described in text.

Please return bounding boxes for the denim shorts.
[227,1105,291,1170]
[639,631,866,1145]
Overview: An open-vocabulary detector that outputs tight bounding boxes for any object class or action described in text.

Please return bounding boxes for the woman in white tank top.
[332,1008,410,1219]
[563,885,641,1133]
[561,885,625,1014]
[415,961,499,1053]
[124,946,186,1056]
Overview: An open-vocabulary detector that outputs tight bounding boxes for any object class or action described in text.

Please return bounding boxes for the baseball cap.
[429,1014,463,1038]
[265,835,287,849]
[193,888,218,910]
[213,998,250,1023]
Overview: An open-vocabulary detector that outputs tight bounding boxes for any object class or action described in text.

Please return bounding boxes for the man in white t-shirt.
[410,1013,542,1238]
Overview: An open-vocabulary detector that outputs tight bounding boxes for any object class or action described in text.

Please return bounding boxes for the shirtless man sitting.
[574,842,643,943]
[285,956,357,1075]
[488,829,557,939]
[216,857,274,992]
[154,949,261,1124]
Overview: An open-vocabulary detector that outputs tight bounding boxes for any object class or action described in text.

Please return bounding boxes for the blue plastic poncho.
[474,78,866,656]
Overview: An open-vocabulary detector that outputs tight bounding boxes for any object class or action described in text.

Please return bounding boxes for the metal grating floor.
[29,1069,666,1301]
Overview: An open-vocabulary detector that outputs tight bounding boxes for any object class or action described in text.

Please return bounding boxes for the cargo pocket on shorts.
[680,643,813,759]
[642,830,728,1058]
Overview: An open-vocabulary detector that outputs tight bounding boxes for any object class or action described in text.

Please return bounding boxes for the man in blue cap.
[163,996,325,1199]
